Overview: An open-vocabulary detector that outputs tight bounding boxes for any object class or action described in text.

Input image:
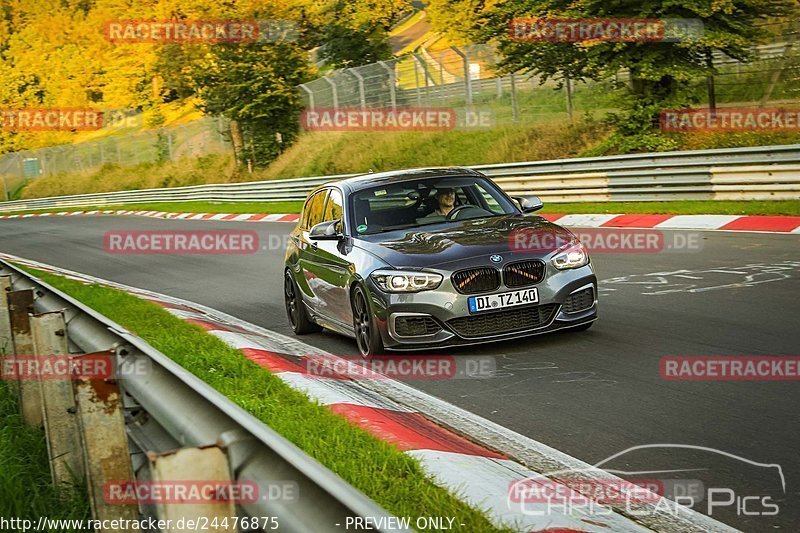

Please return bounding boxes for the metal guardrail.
[1,144,799,212]
[0,259,404,533]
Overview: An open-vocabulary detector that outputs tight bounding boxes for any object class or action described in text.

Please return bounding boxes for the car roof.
[320,167,484,195]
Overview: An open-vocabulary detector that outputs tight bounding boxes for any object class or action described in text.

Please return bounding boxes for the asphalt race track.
[1,214,798,531]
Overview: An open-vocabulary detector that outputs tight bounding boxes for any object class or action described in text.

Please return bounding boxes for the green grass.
[260,121,607,179]
[541,200,800,216]
[0,201,305,217]
[0,381,90,528]
[19,153,235,201]
[21,266,510,533]
[2,199,798,218]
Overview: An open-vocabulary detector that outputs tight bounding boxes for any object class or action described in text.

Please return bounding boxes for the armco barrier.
[0,259,406,533]
[1,144,799,212]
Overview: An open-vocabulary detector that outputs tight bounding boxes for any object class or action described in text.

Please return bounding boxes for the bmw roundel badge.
[490,254,503,263]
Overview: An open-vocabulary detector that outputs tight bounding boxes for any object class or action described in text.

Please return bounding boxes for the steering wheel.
[446,204,473,220]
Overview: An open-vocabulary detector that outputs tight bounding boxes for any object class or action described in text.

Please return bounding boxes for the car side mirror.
[516,196,544,213]
[309,220,343,240]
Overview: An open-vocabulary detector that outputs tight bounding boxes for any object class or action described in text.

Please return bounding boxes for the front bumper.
[365,264,597,351]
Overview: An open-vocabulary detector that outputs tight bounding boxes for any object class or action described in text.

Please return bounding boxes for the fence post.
[378,61,396,109]
[451,46,473,110]
[413,58,422,107]
[439,62,445,101]
[350,68,367,110]
[217,115,227,146]
[323,76,339,108]
[8,289,42,427]
[413,53,431,107]
[510,73,519,123]
[73,350,140,531]
[31,311,84,489]
[496,78,503,98]
[149,446,240,532]
[565,77,573,121]
[299,84,315,110]
[0,173,8,201]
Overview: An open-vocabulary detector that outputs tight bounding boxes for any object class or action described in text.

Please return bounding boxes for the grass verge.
[0,381,90,527]
[540,200,800,216]
[0,201,306,217]
[20,265,511,533]
[2,200,798,218]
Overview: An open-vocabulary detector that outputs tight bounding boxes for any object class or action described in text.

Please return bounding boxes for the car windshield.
[349,176,519,235]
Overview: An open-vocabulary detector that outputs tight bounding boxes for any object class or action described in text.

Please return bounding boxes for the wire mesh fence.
[0,116,232,200]
[298,41,800,129]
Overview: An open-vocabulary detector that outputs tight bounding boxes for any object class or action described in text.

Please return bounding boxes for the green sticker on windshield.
[356,224,368,233]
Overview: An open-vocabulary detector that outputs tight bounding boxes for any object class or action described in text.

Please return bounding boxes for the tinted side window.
[323,189,343,223]
[305,190,328,229]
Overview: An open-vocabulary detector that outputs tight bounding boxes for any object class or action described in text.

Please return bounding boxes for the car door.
[303,188,354,327]
[296,189,329,315]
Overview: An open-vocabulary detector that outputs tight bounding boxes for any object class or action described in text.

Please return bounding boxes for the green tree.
[482,0,796,151]
[304,0,407,67]
[319,22,392,68]
[189,41,313,168]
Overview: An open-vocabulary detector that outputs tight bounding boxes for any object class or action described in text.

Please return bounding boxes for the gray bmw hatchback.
[284,167,597,357]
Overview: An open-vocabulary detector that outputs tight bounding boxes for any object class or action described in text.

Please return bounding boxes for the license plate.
[468,288,539,313]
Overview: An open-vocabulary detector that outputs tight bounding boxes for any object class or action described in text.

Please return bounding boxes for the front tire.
[285,271,321,335]
[352,285,385,357]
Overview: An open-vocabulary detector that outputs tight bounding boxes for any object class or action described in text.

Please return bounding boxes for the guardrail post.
[8,289,42,426]
[73,350,140,531]
[0,276,13,353]
[0,276,15,395]
[149,446,240,532]
[31,311,84,488]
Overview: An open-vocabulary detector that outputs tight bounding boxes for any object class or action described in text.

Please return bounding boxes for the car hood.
[353,215,575,269]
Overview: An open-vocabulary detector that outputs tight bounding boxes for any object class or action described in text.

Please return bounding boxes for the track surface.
[2,215,798,531]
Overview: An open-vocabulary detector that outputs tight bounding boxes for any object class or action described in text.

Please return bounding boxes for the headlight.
[551,241,589,270]
[370,270,443,293]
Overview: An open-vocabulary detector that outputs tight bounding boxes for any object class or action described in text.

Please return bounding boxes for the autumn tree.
[189,40,313,168]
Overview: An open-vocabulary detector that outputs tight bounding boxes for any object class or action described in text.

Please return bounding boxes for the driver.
[432,187,456,217]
